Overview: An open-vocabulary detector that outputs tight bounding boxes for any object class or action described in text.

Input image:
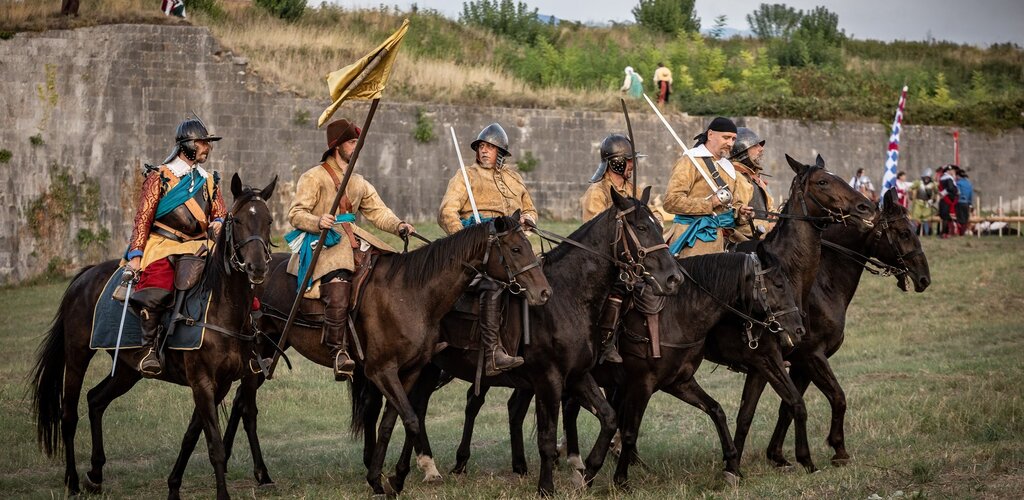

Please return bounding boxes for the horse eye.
[637,224,648,232]
[817,179,828,186]
[900,231,910,239]
[512,247,522,254]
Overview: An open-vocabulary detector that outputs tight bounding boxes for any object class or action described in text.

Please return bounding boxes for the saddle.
[294,246,382,321]
[441,289,524,357]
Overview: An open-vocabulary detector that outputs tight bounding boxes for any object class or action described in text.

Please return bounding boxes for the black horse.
[32,174,277,499]
[740,187,931,468]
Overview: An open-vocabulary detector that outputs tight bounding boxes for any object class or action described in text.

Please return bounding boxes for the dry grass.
[0,0,179,32]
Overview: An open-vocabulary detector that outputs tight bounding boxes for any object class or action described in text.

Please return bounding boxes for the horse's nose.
[538,288,551,305]
[667,271,683,292]
[794,326,806,338]
[919,275,931,290]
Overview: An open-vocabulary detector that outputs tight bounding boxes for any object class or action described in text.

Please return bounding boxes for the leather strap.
[700,157,729,190]
[152,221,206,242]
[321,162,359,250]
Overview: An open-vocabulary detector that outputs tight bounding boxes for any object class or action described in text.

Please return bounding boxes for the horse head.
[610,186,682,296]
[786,154,877,229]
[873,189,931,292]
[751,247,806,345]
[487,211,551,306]
[225,173,276,285]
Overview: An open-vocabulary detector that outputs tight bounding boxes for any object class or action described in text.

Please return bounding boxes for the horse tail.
[349,368,368,437]
[31,265,93,457]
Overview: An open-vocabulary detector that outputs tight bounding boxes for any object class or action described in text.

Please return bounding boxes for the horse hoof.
[724,471,740,488]
[831,456,851,467]
[569,469,586,490]
[566,454,585,471]
[512,466,528,476]
[417,455,443,483]
[257,479,277,488]
[82,474,102,494]
[449,464,467,475]
[804,464,820,474]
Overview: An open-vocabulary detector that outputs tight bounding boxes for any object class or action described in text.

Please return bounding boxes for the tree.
[709,15,728,39]
[632,0,700,35]
[746,3,802,40]
[460,0,551,45]
[796,6,845,46]
[255,0,306,21]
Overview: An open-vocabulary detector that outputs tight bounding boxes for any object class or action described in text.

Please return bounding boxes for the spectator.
[849,168,878,203]
[938,165,959,238]
[620,66,643,99]
[161,0,186,18]
[909,169,937,236]
[895,171,911,208]
[653,62,673,108]
[955,167,974,236]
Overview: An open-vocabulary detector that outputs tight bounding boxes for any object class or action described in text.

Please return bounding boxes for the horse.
[740,187,931,468]
[31,174,277,499]
[373,188,684,496]
[459,154,877,485]
[220,213,552,496]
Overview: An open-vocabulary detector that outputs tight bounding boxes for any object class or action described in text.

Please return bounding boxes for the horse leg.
[560,395,584,471]
[508,387,534,476]
[755,353,816,473]
[452,384,489,474]
[765,365,811,468]
[408,366,441,483]
[732,371,768,464]
[190,381,233,500]
[369,370,423,496]
[224,372,274,485]
[84,361,141,493]
[367,400,400,495]
[571,374,617,487]
[59,349,93,494]
[532,375,563,496]
[167,409,205,500]
[665,378,742,483]
[611,376,654,490]
[801,354,849,465]
[362,384,384,470]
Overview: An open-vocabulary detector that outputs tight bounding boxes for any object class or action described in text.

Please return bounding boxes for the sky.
[327,0,1024,46]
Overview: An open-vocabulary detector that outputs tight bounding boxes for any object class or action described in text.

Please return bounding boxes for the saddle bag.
[174,254,207,291]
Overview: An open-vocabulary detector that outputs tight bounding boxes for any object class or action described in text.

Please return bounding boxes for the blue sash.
[155,171,206,219]
[669,212,735,255]
[461,216,495,228]
[285,213,356,290]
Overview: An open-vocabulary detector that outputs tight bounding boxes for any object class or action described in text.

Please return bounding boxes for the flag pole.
[268,98,381,379]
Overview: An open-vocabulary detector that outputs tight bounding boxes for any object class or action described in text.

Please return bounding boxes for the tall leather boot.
[321,280,356,381]
[480,289,523,376]
[597,295,624,364]
[129,287,173,378]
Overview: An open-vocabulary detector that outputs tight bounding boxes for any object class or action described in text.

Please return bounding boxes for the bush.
[413,107,435,143]
[0,149,11,163]
[30,134,44,146]
[255,0,306,22]
[516,150,539,173]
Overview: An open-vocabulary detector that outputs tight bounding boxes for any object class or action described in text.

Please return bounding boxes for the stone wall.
[1,24,1021,284]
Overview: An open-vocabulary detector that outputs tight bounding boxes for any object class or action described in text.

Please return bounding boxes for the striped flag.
[882,86,909,194]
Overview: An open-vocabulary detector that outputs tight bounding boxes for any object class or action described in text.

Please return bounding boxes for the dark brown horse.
[737,187,930,468]
[31,174,277,500]
[376,188,684,496]
[221,214,551,496]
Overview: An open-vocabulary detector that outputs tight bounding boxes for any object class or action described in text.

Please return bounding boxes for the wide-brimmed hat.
[322,119,361,161]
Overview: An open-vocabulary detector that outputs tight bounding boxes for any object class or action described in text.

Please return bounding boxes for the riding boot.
[597,295,624,364]
[480,289,523,376]
[321,280,356,381]
[129,287,173,378]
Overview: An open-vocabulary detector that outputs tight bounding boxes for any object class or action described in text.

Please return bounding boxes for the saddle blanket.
[90,270,211,350]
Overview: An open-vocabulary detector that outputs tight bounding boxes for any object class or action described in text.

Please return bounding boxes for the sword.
[450,126,482,224]
[111,268,136,377]
[642,93,723,199]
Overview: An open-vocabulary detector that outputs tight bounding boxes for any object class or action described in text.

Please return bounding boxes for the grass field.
[1,234,1022,498]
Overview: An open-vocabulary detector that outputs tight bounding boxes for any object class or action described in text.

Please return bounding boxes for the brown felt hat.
[322,119,361,161]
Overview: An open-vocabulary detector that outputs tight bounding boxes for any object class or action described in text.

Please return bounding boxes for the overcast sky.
[328,0,1024,46]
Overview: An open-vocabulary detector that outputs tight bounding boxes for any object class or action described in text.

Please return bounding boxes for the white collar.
[165,157,208,179]
[686,144,736,179]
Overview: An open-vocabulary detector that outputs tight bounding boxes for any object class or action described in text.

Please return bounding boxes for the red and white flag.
[882,86,908,194]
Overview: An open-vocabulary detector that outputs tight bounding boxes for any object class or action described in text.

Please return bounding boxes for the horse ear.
[261,175,278,201]
[786,154,807,175]
[231,173,242,198]
[882,187,899,211]
[610,186,628,210]
[815,154,825,168]
[511,208,522,223]
[640,186,652,205]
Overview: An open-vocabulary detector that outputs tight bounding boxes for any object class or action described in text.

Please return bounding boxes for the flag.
[881,85,908,194]
[317,19,410,127]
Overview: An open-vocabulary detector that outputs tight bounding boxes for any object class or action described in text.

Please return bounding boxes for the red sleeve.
[211,182,228,221]
[128,172,163,254]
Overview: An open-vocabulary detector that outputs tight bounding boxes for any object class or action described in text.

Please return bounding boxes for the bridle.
[821,213,922,279]
[677,253,800,350]
[530,203,669,292]
[222,189,273,284]
[752,167,873,230]
[465,220,543,296]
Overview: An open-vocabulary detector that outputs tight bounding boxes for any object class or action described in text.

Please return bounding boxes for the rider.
[581,134,664,363]
[124,116,227,378]
[664,117,754,257]
[438,123,538,375]
[730,126,775,240]
[287,118,415,381]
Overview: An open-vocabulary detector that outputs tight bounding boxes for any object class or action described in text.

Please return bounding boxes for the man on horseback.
[124,116,227,377]
[664,117,754,257]
[730,126,775,240]
[580,133,663,363]
[438,123,537,375]
[287,118,415,381]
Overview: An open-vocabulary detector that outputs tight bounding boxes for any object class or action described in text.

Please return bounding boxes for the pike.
[450,126,482,224]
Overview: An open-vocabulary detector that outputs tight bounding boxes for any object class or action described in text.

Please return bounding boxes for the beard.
[339,149,352,163]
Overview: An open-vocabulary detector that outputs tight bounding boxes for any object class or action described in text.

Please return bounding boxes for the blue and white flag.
[882,86,908,194]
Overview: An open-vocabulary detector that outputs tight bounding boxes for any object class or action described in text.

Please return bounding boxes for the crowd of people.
[852,165,975,238]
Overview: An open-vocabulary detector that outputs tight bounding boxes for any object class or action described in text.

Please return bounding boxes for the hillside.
[2,0,1022,129]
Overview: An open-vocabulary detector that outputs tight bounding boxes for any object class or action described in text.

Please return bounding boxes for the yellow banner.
[317,19,410,127]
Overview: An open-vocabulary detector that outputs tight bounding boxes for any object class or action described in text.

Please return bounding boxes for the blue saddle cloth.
[90,270,211,350]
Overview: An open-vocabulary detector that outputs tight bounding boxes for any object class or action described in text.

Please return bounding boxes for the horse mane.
[678,253,750,302]
[385,219,495,288]
[541,204,616,265]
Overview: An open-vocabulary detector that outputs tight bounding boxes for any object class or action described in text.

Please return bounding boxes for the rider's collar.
[166,157,208,180]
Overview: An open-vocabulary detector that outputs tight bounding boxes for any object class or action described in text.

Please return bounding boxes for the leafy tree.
[709,14,728,39]
[796,6,845,46]
[967,70,992,102]
[459,0,551,45]
[632,0,700,35]
[927,72,957,107]
[255,0,305,22]
[746,3,802,40]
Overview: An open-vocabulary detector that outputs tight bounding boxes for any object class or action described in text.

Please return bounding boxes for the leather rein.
[820,213,922,278]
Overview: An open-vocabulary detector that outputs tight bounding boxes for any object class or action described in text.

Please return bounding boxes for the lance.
[267,98,381,379]
[450,126,482,224]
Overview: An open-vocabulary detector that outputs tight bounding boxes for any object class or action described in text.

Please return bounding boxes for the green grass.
[1,236,1022,498]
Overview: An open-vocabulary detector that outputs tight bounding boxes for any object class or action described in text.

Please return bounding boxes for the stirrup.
[333,351,356,381]
[139,349,162,378]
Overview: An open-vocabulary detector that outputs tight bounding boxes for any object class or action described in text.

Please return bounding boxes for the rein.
[462,222,543,296]
[751,167,868,229]
[821,214,920,278]
[222,190,273,278]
